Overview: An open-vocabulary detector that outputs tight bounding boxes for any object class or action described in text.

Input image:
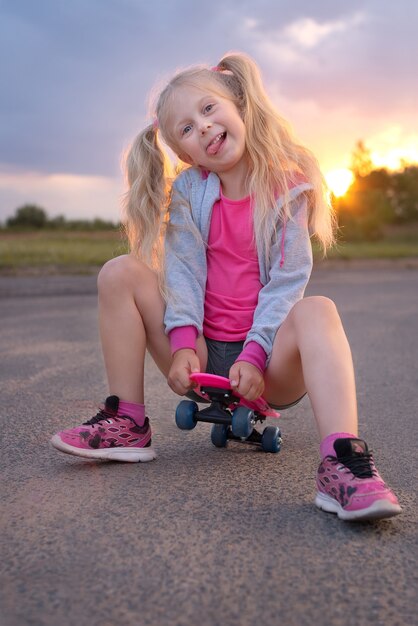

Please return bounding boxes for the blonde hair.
[123,52,335,267]
[122,125,173,269]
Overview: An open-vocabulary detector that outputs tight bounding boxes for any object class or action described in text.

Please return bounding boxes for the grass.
[317,223,418,261]
[0,227,417,274]
[0,230,129,272]
[317,240,418,260]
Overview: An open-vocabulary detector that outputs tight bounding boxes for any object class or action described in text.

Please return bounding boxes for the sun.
[325,168,354,197]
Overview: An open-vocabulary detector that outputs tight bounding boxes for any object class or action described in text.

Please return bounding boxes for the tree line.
[334,141,418,241]
[2,205,118,231]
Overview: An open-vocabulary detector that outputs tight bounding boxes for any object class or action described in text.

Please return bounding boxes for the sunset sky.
[1,0,417,222]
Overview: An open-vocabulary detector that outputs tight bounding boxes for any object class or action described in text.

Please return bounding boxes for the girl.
[51,53,401,522]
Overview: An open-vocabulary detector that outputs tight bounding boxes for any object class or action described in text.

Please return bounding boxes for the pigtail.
[122,124,172,269]
[217,53,336,253]
[217,55,292,257]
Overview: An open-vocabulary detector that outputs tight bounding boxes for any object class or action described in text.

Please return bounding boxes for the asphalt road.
[1,267,417,626]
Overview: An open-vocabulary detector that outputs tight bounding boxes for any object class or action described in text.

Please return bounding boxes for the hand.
[167,349,200,396]
[229,361,265,401]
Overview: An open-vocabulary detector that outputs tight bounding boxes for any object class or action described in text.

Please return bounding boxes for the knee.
[97,254,137,294]
[291,296,341,329]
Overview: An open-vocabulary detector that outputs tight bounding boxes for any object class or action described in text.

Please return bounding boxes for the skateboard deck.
[189,372,280,419]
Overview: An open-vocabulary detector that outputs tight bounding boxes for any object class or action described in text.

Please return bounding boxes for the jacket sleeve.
[244,192,313,361]
[163,173,207,336]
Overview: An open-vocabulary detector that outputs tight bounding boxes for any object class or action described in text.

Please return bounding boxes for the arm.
[164,173,207,395]
[244,192,313,361]
[164,172,207,337]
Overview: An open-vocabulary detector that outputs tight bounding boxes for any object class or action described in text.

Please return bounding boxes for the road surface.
[1,266,417,626]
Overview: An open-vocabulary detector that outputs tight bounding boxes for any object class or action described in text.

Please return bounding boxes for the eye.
[182,124,192,136]
[204,103,214,113]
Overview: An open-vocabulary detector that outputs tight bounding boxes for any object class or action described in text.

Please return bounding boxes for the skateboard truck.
[175,373,282,453]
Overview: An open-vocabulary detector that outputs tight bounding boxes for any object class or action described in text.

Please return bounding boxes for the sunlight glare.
[325,168,354,197]
[370,147,418,170]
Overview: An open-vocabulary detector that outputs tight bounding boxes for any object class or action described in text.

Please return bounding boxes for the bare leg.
[262,296,402,522]
[50,254,207,462]
[98,255,171,404]
[264,296,358,439]
[98,254,207,404]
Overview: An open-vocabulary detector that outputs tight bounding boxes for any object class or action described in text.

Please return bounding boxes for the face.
[166,84,247,177]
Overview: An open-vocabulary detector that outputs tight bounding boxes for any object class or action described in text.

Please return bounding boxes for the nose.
[199,120,212,135]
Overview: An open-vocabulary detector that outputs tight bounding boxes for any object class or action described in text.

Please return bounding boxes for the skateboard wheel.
[231,406,254,438]
[261,426,282,453]
[175,400,198,430]
[211,424,228,448]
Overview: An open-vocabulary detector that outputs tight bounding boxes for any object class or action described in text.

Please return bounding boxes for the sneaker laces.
[332,451,376,479]
[83,407,118,426]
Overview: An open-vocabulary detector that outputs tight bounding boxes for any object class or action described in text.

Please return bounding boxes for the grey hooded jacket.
[164,167,313,362]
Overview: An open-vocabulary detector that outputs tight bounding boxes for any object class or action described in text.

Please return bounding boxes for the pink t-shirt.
[169,189,268,371]
[203,191,262,340]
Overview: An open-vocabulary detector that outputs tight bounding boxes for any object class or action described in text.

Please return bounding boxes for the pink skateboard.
[175,373,282,453]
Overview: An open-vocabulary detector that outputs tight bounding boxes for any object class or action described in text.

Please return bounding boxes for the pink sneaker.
[50,396,156,462]
[315,438,401,521]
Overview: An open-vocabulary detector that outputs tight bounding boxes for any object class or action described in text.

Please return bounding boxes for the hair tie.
[211,66,222,72]
[152,116,159,131]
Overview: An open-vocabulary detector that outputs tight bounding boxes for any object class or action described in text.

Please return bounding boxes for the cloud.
[0,170,123,223]
[283,13,365,48]
[0,0,417,220]
[237,12,368,70]
[242,5,418,117]
[0,0,246,178]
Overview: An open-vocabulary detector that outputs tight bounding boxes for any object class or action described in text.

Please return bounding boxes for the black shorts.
[186,337,306,411]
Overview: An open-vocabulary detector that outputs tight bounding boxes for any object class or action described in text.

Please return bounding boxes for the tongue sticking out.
[207,133,226,155]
